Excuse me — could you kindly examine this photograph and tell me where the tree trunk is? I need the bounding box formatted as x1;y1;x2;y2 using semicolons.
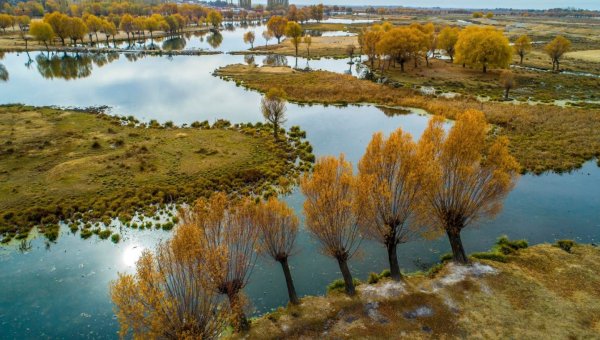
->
279;257;299;305
400;60;405;72
273;121;278;140
505;88;510;100
520;54;524;64
386;240;402;281
336;256;355;296
227;292;250;332
483;64;487;73
446;229;468;264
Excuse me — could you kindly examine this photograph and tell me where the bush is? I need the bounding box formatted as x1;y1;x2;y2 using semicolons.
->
379;269;391;278
440;253;453;263
162;222;174;231
80;229;93;239
98;229;112;239
495;235;528;255
367;272;380;284
327;278;361;293
111;233;121;243
555;239;575;253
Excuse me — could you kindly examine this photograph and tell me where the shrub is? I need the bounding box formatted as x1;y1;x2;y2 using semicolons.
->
80;229;93;239
98;229;112;239
495;235;528;255
471;251;508;262
161;222;174;231
440;253;453;263
327;278;361;294
555;239;575;253
111;233;121;243
367;272;380;284
91;141;101;149
379;269;391;278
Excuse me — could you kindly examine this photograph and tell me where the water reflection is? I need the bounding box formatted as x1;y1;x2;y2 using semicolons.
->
206;31;223;49
0;63;7;82
262;54;288;67
162;36;187;51
35;52;120;80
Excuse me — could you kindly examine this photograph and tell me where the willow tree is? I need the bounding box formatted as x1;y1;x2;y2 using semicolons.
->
29;21;54;52
513;35;532;65
256;197;300;305
110;223;228;339
357;130;422;281
300;155;362;296
267;15;288;43
285;21;302;56
545;36;571;71
261;88;287;141
243;31;255;49
418;111;520;263
455;26;512;73
182;193;259;331
438;26;459;62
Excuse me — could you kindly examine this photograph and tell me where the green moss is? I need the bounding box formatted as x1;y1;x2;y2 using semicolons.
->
327;278;361;294
111;233;121;243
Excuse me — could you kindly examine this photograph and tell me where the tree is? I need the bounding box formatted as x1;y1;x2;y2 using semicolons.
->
417;111;520;263
243;31;255;49
145;14;163;42
376;27;418;72
267;15;287;43
300;155;362;296
455;26;512;73
85;15;102;43
500;70;516;100
44;12;69;45
513;35;532;65
110;223;228;339
207;10;222;29
101;19;117;46
261;88;287;141
0;14;12;32
285;21;302;56
182;193;259;332
346;44;356;62
438;26;459;62
255;197;300;305
262;29;273;47
357;129;423;281
359;28;382;68
545;36;571;71
66;17;87;46
304;34;312;57
472;12;483;18
486;12;494;19
120;14;134;41
29;21;54;52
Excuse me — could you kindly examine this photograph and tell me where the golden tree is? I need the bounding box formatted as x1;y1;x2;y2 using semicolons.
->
182;193;259;331
261;88;287;141
357;130;422;281
255;197;300;305
304;34;312;57
207;10;223;29
545;36;571;71
438;26;459;62
300;155;362;296
455;26;512;73
418;111;520;263
358;28;382;68
499;70;516;100
513;35;532;65
120;14;135;41
29;21;54;52
267;15;288;43
110;223;228;339
243;31;255;49
285;21;303;56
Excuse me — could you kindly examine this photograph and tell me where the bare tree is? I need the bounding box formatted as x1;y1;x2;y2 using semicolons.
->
256;197;300;305
500;70;516;100
261;88;287;141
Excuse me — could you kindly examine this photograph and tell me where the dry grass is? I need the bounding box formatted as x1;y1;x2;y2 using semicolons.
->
0;105;310;242
250;35;358;58
216;64;600;174
227;244;600;339
566;50;600;63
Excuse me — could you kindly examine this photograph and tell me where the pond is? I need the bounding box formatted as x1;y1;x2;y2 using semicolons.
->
0;38;599;338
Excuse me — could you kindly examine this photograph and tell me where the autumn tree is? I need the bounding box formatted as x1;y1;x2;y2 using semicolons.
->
145;14;163;41
357;129;423;281
545;35;571;71
376;27;417;72
0;14;12;32
417;111;520;263
110;223;228;339
255;197;300;305
66;17;87;46
304;34;312;57
500;70;516;100
438;26;459;62
85;15;103;43
455;26;512;73
285;21;302;56
267;15;288;43
182;193;259;331
513;34;531;64
243;30;255;49
261;88;287;141
44;12;69;45
359;28;382;68
262;29;273;47
346;44;356;62
120;14;134;41
300;155;362;296
207;9;222;29
29;21;54;52
101;19;117;46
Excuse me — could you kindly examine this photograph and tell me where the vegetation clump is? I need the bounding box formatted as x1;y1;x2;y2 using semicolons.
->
327;278;361;294
555;239;575;253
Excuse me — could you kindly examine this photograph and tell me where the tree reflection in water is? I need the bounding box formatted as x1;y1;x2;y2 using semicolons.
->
35;52;120;80
206;31;223;49
262;54;288;67
0;63;8;82
162;36;187;51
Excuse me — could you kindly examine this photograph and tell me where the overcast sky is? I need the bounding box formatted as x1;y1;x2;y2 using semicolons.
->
254;0;600;10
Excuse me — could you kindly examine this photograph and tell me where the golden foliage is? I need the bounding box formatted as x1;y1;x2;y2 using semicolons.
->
256;197;299;262
513;34;532;64
545;35;572;71
110;223;228;339
438;26;460;62
455;26;512;72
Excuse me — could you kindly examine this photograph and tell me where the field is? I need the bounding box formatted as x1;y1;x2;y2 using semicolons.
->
250;35;359;59
229;243;600;339
0;105;313;243
217;64;600;174
566;50;600;63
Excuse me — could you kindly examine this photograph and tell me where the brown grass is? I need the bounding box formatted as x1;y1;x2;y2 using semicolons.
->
217;64;600;174
250;35;358;58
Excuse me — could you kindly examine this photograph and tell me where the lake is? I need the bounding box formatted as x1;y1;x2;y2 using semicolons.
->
0;29;599;339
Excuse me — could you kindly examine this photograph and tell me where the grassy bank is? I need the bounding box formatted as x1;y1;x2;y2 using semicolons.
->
249;35;358;59
216;64;600;174
228;243;600;339
0;105;313;243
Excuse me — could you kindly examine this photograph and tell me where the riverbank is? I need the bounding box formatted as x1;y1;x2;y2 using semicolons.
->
216;64;600;174
0;105;314;243
228;242;600;339
246;35;358;59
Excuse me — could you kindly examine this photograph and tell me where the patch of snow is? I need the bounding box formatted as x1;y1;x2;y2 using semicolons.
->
403;306;433;319
360;281;406;300
438;262;498;287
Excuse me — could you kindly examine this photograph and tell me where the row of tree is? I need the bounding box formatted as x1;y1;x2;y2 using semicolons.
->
111;93;520;337
359;22;573;73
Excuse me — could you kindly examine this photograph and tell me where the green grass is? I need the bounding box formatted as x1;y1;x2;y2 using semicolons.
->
0;105;314;243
